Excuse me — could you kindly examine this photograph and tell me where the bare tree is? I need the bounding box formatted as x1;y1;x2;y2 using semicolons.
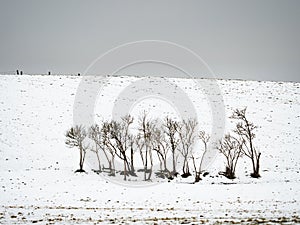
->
218;134;243;179
152;126;170;178
106;115;135;180
163;117;180;176
65;125;88;173
136;112;156;181
88;124;102;172
178;118;198;178
231;108;261;178
89;124;114;173
191;131;210;182
101;121;116;176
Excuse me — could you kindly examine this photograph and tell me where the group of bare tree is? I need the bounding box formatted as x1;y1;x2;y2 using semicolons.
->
65;108;262;182
65;112;211;183
217;108;261;179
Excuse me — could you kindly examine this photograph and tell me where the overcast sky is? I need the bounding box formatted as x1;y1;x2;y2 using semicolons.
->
0;0;299;82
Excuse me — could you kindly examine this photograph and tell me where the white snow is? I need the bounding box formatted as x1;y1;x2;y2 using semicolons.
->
0;74;299;224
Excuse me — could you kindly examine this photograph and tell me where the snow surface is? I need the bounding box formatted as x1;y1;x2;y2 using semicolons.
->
0;74;299;224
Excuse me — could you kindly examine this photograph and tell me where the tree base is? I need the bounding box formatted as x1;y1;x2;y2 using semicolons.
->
226;174;236;179
219;171;236;179
155;170;170;179
181;172;192;178
194;176;202;183
250;172;261;178
75;169;86;173
120;171;130;176
171;171;179;177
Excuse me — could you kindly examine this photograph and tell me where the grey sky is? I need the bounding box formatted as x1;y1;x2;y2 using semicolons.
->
0;0;299;82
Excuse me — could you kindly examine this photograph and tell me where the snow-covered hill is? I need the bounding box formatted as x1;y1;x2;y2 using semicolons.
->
0;74;299;224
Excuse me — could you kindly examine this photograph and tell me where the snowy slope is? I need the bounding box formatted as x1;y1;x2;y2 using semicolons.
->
0;74;299;224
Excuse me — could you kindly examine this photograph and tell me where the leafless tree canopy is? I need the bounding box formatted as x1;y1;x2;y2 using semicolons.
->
106;115;135;180
218;134;243;179
65;125;88;173
152;126;170;178
136;112;156;180
89;124;113;173
178;119;198;178
191;130;210;182
231;108;261;178
163;117;180;175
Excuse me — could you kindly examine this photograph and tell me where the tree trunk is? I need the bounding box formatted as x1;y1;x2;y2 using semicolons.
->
96;151;101;172
186;161;190;174
157;152;163;171
130;147;135;174
108;160;112;171
182;158;186;174
163;157;168;172
123;160;126;181
147;149;153;180
79;146;83;171
144;149;148;181
111;155;115;176
195;172;200;183
121;151;131;176
172;151;176;173
256;153;261;174
102;148;111;170
147;166;153;181
251;153;261;178
251;157;256;176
